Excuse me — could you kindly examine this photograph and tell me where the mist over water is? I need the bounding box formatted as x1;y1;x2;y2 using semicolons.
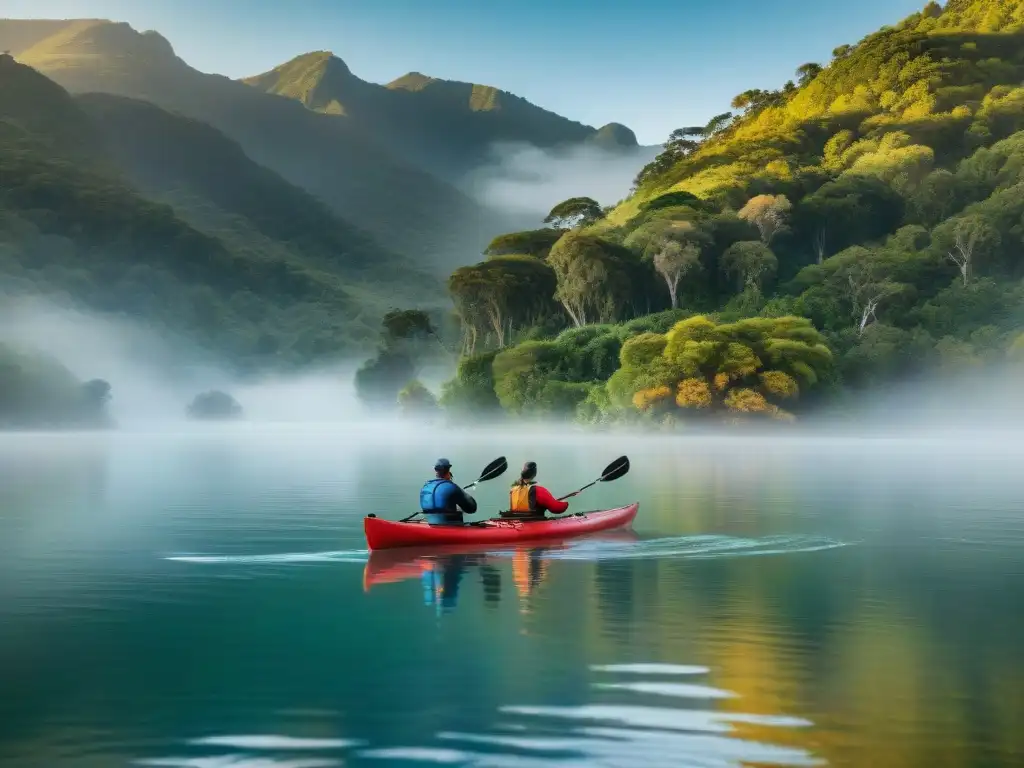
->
4;291;1024;445
0;297;380;426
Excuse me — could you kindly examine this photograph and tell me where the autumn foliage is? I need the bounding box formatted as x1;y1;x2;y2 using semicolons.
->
606;315;831;422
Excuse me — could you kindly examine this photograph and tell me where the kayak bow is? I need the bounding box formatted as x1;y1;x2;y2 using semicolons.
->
363;503;639;551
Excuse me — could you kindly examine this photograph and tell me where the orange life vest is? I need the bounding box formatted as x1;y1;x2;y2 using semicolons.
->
508;481;538;516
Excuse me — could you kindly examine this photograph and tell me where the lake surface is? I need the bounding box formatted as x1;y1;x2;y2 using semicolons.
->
2;424;1023;767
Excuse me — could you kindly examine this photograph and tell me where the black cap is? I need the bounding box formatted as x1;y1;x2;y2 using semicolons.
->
434;458;452;471
521;461;537;480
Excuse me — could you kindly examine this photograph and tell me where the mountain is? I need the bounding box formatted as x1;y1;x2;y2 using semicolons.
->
3;19;510;269
0;53;438;370
242;50;639;179
437;0;1024;422
616;0;1024;219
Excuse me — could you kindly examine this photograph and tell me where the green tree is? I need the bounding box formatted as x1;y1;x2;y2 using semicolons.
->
548;231;633;327
0;343;114;428
483;228;563;259
544;197;604;229
721;241;778;292
931;214;1001;286
398;379;440;418
448;255;557;349
651;238;702;309
794;175;905;264
439;350;501;416
354;351;416;410
381;309;437;350
796;62;823;86
187;390;243;420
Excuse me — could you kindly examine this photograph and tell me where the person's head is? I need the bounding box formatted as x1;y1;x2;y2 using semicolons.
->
520;461;537;482
434;458;453;479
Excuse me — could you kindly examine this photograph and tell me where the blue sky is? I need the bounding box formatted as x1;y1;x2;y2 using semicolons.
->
8;0;927;144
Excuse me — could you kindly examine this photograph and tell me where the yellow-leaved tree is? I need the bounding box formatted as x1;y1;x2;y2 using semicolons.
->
604;315;832;423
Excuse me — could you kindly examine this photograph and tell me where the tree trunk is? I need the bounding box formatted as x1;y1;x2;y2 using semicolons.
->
814;228;826;264
666;275;679;309
560;299;583;327
486;304;505;348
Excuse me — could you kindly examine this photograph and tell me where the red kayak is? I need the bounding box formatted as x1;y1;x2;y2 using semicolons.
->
363;503;640;551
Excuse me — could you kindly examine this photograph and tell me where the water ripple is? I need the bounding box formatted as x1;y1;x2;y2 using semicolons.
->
531;534;853;562
164;535;851;568
357;662;823;767
136;758;340;768
163;550;368;565
590;664;709;675
188;736;359;749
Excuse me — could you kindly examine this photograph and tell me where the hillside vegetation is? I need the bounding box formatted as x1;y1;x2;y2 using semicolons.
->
3;18;509;269
423;0;1024;425
0;341;113;428
0;54;436;373
242;52;639;180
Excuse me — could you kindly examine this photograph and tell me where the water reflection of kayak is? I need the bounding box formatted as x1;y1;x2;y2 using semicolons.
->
362;527;641;592
363;502;640;551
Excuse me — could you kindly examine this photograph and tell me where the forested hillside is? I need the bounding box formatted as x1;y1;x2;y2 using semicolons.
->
0;55;435;377
3;18;512;268
427;0;1024;425
243;51;639;181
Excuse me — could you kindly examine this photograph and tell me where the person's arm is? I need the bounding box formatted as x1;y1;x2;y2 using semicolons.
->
454;485;478;514
534;485;569;514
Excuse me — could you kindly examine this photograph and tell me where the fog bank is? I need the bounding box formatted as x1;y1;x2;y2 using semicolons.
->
463;141;660;217
0;298;373;425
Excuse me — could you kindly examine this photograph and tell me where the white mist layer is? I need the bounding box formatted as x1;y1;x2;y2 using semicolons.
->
2;296;1023;439
0;297;375;426
464;140;660;217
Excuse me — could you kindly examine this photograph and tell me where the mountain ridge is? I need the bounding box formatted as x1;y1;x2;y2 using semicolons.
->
241;49;640;179
5;17;510;269
0;54;440;369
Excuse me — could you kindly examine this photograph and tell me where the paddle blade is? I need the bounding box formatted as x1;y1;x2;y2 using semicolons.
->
599;455;630;483
478;456;508;483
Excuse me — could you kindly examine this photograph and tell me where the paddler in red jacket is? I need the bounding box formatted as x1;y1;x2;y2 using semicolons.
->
504;461;571;519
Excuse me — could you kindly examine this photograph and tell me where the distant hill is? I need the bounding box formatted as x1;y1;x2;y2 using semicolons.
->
4;18;510;269
242;50;639;179
0;53;439;370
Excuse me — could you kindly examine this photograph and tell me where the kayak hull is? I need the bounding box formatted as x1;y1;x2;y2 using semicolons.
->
363;502;639;551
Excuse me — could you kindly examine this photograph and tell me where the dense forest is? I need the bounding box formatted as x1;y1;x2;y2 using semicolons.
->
0;54;441;367
395;0;1024;425
6;1;1024;429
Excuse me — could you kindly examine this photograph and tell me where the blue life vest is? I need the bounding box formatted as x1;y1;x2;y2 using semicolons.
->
420;478;457;513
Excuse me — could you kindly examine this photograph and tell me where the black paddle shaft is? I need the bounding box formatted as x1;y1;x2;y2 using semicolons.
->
557;455;630;501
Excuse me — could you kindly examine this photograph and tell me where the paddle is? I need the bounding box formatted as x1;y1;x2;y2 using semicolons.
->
399;456;508;522
557;455;630;501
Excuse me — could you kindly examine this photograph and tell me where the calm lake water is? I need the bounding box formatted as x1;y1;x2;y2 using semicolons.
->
2;424;1023;767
